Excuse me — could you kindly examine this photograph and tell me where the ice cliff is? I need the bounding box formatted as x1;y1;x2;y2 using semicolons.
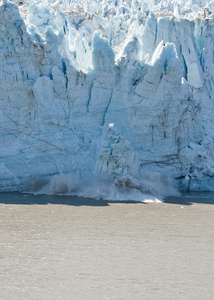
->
0;0;214;201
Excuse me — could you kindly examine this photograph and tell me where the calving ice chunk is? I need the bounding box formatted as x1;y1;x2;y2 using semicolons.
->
95;123;140;176
0;0;214;200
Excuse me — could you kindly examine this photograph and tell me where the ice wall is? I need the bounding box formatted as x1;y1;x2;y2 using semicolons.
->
0;0;214;200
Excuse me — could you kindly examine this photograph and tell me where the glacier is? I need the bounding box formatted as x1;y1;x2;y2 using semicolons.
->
0;0;214;201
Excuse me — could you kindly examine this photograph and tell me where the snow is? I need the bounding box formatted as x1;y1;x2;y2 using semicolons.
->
0;0;214;201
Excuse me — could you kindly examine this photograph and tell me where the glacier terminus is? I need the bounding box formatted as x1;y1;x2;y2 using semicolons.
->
0;0;214;201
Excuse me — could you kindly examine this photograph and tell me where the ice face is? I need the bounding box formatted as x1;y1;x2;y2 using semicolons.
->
0;0;214;200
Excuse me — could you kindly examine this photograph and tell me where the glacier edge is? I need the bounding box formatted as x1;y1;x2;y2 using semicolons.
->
0;0;214;200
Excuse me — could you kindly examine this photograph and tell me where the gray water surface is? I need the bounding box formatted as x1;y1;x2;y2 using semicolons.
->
0;192;214;300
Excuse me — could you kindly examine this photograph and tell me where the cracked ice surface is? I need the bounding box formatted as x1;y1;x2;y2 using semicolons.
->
0;0;214;200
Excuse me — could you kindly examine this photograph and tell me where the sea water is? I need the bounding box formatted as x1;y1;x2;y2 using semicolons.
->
0;192;214;300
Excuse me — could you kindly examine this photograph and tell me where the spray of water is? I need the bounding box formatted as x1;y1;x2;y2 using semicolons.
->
23;172;180;202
